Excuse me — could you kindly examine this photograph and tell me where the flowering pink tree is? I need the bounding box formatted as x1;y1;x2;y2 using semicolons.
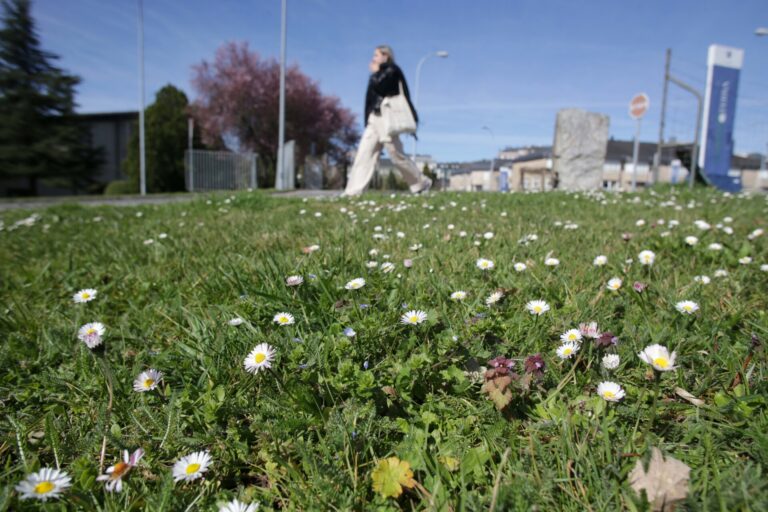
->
191;42;358;187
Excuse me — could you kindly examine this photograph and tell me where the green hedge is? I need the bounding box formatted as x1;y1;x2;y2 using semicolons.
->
103;179;137;196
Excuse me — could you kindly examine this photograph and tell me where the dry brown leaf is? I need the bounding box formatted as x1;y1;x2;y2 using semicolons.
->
674;387;705;407
629;447;691;511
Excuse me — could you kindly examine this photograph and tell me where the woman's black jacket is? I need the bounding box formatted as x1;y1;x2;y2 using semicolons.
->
364;62;419;127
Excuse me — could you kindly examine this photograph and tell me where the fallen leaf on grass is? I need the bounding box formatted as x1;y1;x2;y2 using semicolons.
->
629;447;690;511
371;457;416;498
674;387;705;407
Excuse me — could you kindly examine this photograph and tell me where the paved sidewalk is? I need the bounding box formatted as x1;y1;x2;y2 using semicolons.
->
0;189;341;211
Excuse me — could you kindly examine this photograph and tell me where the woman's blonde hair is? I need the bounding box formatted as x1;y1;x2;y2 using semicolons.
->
376;45;395;64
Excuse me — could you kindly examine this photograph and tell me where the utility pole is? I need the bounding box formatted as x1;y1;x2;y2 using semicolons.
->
653;48;671;184
668;75;703;189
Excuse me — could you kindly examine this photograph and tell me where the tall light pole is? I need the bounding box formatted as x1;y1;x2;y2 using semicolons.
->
137;0;146;195
411;50;449;162
757;28;768;173
481;125;495;191
276;0;287;190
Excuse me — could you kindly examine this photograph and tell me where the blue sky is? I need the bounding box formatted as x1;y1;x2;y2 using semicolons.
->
31;0;768;162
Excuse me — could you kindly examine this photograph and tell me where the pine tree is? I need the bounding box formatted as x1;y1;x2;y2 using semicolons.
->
0;0;100;195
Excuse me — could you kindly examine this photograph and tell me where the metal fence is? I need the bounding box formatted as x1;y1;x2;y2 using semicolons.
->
184;150;258;192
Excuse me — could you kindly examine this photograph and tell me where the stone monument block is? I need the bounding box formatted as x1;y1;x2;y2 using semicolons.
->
552;109;609;190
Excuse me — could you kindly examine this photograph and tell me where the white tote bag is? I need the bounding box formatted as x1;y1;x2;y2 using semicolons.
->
381;81;417;138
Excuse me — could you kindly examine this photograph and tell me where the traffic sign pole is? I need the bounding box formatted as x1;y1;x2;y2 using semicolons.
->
628;93;649;192
631;118;641;192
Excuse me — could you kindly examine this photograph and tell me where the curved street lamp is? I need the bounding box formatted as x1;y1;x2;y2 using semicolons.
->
411;50;449;162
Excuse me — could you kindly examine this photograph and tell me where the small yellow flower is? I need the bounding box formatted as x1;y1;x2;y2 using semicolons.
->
371;457;416;498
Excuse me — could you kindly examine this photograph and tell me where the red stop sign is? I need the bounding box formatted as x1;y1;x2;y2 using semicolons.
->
629;93;650;119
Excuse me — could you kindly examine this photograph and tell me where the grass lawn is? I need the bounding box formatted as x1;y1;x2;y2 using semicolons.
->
1;188;767;511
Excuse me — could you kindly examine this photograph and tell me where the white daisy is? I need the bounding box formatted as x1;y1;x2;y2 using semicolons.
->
593;255;608;266
476;258;494;271
228;317;245;326
285;275;303;287
526;300;550;316
544;257;560;267
345;278;366;290
739;256;752;265
244;343;276;374
675;301;699;314
597;381;625;402
450;291;467;301
513;262;527;272
638;344;677;371
133;369;163;392
560;329;582;343
602;354;620;370
693;275;711;285
556;341;580;359
761;264;768;272
96;448;144;493
78;322;105;349
173;451;212;482
381;262;395;273
714;269;728;277
684;236;699;246
15;467;71;501
401;310;428;325
365;261;378;268
219;499;260;512
483;232;494;240
485;291;504;306
606;277;622;291
747;228;764;240
708;243;723;251
638;250;656;266
273;312;295;326
73;288;97;303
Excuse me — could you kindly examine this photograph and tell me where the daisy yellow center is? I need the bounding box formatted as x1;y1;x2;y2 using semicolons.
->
87;328;97;335
410;315;419;322
186;463;201;475
254;353;266;363
533;306;542;313
603;391;615;398
34;481;54;494
653;357;669;369
563;348;572;355
143;378;155;388
82;293;90;299
568;334;577;340
279;317;288;323
683;305;693;311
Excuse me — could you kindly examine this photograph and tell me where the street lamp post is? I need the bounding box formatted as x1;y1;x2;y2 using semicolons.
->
757;28;768;176
275;0;288;190
411;50;449;162
137;0;146;195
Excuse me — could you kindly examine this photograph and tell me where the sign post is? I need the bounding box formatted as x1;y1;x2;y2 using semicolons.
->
629;93;649;192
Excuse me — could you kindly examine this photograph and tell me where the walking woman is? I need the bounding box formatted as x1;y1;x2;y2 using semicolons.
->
343;45;432;196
